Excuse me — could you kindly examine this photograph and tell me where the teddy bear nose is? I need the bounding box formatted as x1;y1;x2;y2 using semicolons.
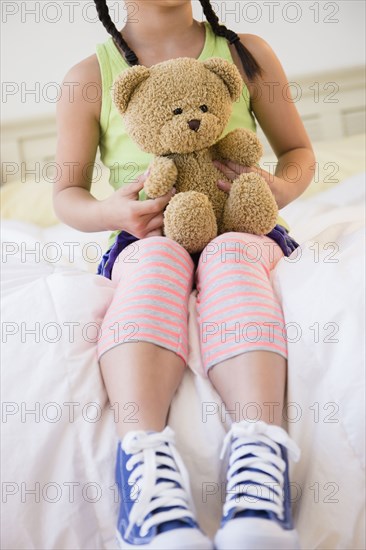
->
188;119;201;132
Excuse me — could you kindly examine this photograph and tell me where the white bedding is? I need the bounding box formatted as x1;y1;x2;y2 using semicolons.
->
1;173;365;550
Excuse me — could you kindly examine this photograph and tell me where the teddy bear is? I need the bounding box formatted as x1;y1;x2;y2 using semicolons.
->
112;57;278;254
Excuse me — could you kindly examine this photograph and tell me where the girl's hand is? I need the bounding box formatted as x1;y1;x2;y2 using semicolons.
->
213;159;284;206
100;171;175;238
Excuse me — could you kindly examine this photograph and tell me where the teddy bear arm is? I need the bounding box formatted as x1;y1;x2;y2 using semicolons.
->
144;156;178;199
213;128;264;167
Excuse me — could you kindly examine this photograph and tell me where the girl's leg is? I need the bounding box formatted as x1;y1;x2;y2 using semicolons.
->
99;343;186;437
97;237;213;549
209;351;286;425
98;236;194;438
196;232;300;550
196;232;287;423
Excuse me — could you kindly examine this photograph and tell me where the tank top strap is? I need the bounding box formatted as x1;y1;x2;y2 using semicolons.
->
199;21;233;63
96;39;128;137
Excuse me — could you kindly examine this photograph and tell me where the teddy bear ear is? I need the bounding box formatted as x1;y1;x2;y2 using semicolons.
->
112;65;150;114
203;58;243;102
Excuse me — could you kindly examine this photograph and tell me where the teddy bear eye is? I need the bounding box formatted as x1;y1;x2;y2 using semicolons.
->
200;105;208;113
173;108;183;115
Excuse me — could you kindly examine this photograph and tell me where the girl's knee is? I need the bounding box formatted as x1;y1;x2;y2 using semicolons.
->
143;235;190;254
199;232;280;268
200;232;255;265
141;236;194;264
210;232;263;246
112;236;194;281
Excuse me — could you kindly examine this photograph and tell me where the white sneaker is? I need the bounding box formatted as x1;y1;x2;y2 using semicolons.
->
215;420;301;550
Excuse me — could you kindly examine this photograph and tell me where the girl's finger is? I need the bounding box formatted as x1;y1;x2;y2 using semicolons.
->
136;188;175;216
217;179;232;193
145;228;163;238
121;174;146;199
221;160;245;174
227;161;261;176
145;214;164;232
121;167;151;198
213;160;238;181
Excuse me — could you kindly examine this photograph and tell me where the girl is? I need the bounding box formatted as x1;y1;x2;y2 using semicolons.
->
54;1;315;548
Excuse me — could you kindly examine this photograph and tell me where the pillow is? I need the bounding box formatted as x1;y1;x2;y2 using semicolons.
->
1;170;113;227
1;180;59;227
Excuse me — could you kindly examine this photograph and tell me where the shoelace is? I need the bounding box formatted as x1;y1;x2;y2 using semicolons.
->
122;426;195;539
220;421;300;520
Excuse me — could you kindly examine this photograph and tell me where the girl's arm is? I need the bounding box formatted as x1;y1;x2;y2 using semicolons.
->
53;55;106;231
217;35;316;209
53;56;173;236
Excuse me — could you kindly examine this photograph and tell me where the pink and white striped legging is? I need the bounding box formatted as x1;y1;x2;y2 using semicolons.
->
97;233;287;373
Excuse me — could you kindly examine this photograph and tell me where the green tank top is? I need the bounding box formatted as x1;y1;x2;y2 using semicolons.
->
96;21;289;249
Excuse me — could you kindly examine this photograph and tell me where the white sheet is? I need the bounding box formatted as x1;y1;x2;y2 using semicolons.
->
1;173;365;550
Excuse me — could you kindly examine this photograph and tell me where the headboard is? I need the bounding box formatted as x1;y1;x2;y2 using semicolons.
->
1;65;365;184
256;65;365;153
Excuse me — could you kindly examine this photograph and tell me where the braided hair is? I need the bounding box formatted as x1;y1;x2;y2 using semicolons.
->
200;0;262;80
94;0;137;65
94;0;262;80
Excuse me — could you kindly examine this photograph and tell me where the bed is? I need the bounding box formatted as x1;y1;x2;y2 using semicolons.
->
1;67;365;549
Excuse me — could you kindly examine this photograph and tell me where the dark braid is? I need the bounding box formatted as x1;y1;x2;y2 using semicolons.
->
199;0;262;80
93;0;138;65
94;0;262;79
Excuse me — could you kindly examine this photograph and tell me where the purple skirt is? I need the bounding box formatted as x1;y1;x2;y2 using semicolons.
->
97;225;300;280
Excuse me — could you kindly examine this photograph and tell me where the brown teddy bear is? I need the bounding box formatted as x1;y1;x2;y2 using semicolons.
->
112;57;278;253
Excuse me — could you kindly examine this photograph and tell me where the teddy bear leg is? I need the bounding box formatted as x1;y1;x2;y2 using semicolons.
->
164;191;218;254
221;172;278;235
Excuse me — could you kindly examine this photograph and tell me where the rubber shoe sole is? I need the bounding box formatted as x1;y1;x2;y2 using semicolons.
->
116;527;213;549
214;517;301;550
